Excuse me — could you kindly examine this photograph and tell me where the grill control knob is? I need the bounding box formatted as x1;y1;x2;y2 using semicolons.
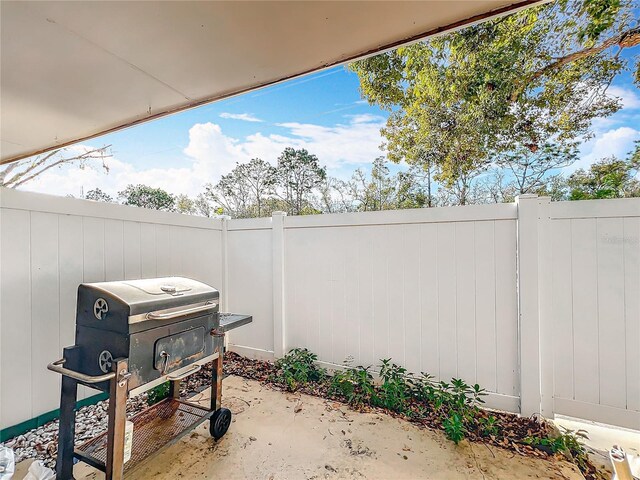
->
161;285;177;294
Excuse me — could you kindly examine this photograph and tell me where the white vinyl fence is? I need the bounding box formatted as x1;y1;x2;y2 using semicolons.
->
0;188;223;431
1;188;639;432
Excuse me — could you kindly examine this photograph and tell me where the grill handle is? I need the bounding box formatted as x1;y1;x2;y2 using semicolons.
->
47;358;116;384
166;364;201;381
145;302;217;321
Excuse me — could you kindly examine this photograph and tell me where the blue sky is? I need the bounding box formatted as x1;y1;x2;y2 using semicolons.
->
20;45;640;199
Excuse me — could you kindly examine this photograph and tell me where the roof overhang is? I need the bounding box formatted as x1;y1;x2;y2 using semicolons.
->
0;0;542;164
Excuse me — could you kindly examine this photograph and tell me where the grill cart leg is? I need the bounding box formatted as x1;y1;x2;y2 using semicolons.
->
211;347;223;412
106;358;129;480
169;379;181;399
209;343;232;440
56;374;78;479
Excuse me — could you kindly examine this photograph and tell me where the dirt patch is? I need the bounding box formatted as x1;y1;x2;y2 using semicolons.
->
63;376;583;480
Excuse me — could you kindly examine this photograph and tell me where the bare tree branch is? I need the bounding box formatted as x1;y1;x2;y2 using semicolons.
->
0;145;112;188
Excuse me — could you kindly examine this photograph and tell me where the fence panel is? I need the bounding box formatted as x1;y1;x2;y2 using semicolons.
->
0;188;223;430
282;206;520;412
226;218;274;358
548;199;640;429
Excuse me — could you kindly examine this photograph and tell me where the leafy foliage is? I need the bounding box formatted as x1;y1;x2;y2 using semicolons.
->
328;365;376;407
443;414;465;444
567;151;640;199
524;426;589;466
147;381;170;405
85;187;114;203
350;0;638;193
118;184;175;211
274;148;327;215
272;348;326;391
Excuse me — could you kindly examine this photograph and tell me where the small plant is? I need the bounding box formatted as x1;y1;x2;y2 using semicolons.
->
443;413;465;444
373;359;411;413
524;427;588;455
272;348;326;391
147;381;170;405
479;415;500;437
329;365;375;406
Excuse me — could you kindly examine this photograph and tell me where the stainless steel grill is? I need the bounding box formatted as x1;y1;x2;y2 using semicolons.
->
47;277;252;480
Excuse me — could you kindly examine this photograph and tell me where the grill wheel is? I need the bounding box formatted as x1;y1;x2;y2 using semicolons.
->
210;407;232;440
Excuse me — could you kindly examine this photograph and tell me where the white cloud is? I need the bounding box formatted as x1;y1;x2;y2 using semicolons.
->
14;115;385;198
570;126;640;173
607;85;640;110
219;112;263;122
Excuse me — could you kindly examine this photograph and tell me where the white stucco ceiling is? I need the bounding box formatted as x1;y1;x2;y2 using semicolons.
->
0;0;541;164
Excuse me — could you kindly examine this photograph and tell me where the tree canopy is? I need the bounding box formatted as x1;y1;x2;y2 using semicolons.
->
349;0;639;187
118;184;175;211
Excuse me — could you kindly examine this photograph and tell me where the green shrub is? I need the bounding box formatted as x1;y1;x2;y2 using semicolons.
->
272;348;326;391
524;427;589;457
329;365;375;406
479;415;500;437
443;413;465;444
373;359;411;413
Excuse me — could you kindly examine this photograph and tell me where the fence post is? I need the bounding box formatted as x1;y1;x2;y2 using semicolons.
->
219;215;231;313
516;194;542;417
219;215;231;351
272;211;287;358
536;197;553;418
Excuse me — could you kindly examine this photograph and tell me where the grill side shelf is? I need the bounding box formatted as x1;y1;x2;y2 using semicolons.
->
218;313;252;333
74;398;214;473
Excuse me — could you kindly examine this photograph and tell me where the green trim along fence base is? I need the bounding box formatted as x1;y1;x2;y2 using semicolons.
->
0;392;108;443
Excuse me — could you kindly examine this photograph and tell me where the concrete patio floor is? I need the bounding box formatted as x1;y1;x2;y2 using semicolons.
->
16;375;584;479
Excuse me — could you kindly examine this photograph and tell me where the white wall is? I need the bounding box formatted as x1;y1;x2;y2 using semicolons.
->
0;188;223;429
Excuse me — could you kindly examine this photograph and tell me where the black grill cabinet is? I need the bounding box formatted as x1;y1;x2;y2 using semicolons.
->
48;277;252;480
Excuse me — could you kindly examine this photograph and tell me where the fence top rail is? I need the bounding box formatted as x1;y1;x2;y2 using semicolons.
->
283;202;517;229
0;187;223;230
227;217;273;231
550;198;640;219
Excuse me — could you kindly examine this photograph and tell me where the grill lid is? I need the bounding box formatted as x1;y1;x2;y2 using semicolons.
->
76;277;219;332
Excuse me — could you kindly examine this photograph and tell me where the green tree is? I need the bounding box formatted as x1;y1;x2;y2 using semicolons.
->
175;194;196;215
118;184;175;211
567;152;640;199
345;158;427;210
274;148;326;215
234;158;277;217
350;0;638;188
498;142;579;195
85;187;114;203
204;158;276;218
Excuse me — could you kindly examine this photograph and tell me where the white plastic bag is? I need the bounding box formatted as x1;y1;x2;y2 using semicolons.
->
0;446;15;479
23;461;55;480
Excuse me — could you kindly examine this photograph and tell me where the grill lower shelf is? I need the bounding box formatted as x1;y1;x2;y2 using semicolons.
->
75;398;213;472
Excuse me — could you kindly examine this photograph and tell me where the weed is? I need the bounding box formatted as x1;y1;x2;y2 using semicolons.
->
272;348;326;391
524;427;589;456
443;413;465;444
479;415;500;437
329;365;375;406
147;381;170;405
373;359;411;412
